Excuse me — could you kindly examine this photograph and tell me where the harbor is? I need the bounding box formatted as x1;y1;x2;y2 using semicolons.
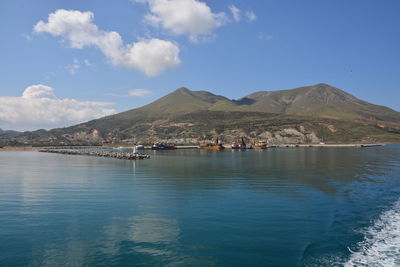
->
0;143;386;153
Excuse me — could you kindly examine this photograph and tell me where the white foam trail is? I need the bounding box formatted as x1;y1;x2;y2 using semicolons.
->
345;200;400;267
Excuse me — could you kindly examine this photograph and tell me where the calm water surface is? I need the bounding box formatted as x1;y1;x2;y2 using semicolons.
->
1;146;400;266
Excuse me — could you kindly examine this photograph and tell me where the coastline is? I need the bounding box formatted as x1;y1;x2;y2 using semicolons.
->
0;143;389;152
0;146;39;152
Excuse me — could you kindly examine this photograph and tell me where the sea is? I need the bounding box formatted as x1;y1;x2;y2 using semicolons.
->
0;145;399;266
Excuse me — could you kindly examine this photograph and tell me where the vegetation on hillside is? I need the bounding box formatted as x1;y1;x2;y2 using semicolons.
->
1;84;400;146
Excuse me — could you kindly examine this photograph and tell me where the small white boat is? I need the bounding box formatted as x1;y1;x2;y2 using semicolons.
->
136;145;145;150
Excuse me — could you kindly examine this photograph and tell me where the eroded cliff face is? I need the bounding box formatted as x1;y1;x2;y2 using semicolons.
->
258;129;320;145
150;128;320;145
2;113;400;146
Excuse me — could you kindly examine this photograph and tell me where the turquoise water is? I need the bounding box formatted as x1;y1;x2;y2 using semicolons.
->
1;146;400;266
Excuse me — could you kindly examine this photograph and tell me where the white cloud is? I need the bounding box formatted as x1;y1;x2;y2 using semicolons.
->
65;58;81;75
122;38;180;76
137;0;227;42
0;84;116;131
83;59;92;66
128;89;153;97
22;84;57;99
34;9;180;76
229;5;241;22
257;32;272;41
65;58;93;75
245;11;257;22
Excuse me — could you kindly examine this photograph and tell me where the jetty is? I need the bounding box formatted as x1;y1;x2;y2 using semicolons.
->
39;148;150;160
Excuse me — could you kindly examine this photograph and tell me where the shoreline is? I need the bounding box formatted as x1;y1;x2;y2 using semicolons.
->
0;143;391;152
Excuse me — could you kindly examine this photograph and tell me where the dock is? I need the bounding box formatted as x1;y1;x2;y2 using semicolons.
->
39;148;150;160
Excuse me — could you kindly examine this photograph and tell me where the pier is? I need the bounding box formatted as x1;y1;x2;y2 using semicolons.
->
39;148;150;160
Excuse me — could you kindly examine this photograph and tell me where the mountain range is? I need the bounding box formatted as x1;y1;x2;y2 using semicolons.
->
2;83;400;146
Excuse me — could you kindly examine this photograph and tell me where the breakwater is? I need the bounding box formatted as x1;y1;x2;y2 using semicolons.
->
39;149;150;160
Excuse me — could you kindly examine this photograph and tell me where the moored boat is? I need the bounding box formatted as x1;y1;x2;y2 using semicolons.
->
151;142;177;150
231;137;247;150
136;145;145;150
231;142;240;149
201;144;225;150
200;137;225;150
254;140;268;149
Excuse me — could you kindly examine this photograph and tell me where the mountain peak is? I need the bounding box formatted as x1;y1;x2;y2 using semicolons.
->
313;83;333;88
306;83;355;101
175;87;191;93
310;83;342;92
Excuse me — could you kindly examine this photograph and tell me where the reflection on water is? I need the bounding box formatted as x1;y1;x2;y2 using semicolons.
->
0;146;399;266
103;215;180;256
145;146;400;195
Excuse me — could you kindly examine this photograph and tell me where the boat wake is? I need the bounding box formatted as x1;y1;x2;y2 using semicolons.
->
345;199;400;267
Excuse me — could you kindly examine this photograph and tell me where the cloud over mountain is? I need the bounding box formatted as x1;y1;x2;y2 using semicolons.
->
128;89;153;97
0;84;116;131
34;9;180;76
137;0;227;42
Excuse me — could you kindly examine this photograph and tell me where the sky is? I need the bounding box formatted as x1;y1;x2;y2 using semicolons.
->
0;0;400;131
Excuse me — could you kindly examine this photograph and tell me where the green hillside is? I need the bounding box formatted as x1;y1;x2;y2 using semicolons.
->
99;83;400;122
2;83;400;146
241;83;400;122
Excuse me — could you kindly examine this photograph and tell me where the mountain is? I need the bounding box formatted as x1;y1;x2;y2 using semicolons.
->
2;84;400;146
98;83;400;122
140;87;231;114
237;83;400;122
0;128;20;136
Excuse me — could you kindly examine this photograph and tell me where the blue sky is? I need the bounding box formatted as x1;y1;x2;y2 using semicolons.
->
0;0;400;130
